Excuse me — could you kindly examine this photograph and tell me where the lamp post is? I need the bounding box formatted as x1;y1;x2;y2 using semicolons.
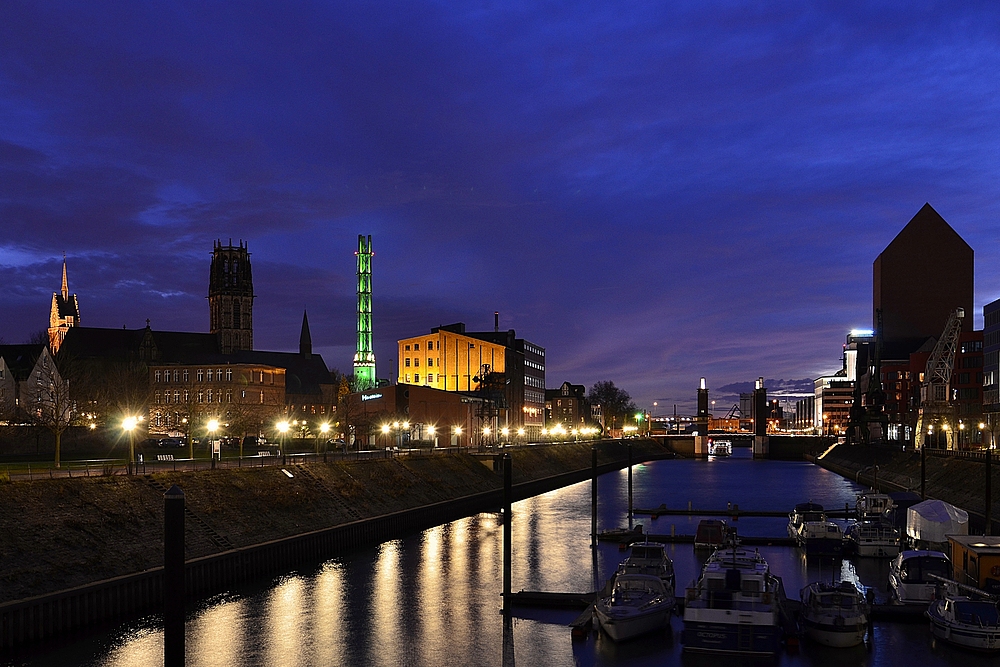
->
453;425;462;447
427;424;437;448
277;420;289;456
381;423;391;449
319;422;330;457
207;419;219;467
122;416;137;475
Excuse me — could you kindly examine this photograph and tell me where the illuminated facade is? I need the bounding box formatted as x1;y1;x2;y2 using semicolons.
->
48;257;80;353
149;363;285;435
353;234;376;389
397;321;545;437
209;240;254;354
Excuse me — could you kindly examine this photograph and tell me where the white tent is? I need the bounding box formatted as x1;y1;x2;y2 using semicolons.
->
906;499;969;543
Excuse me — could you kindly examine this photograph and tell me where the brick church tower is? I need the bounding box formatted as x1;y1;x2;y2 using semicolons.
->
209;240;254;354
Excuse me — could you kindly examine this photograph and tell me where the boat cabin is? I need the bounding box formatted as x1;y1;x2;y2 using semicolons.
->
948;535;1000;595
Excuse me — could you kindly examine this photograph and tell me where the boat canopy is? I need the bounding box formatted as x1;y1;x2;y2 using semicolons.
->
907;500;969;542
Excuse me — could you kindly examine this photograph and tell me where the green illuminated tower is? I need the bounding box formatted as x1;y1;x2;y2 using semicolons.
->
353;234;376;389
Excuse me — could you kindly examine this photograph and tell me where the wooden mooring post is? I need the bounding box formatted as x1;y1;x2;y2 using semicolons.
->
164;485;185;667
627;443;633;530
591;447;598;548
503;453;512;615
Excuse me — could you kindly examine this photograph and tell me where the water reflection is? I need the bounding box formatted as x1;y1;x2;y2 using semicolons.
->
9;455;996;666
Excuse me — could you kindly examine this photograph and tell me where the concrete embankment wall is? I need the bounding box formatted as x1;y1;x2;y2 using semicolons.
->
812;444;1000;533
0;440;672;650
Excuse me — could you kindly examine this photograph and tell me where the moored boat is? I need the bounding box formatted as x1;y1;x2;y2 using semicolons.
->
619;541;676;597
799;581;869;648
682;540;784;655
796;520;844;557
856;493;894;521
594;573;673;642
888;550;951;605
694;519;727;550
788;502;825;539
845;520;900;558
927;593;1000;652
708;440;732;457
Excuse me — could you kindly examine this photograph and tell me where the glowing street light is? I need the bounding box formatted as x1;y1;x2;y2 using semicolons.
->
122;416;138;475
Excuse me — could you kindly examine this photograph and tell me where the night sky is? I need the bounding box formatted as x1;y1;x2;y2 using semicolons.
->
2;3;999;412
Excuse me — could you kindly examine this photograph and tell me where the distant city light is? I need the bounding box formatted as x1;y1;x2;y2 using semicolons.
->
849;329;875;336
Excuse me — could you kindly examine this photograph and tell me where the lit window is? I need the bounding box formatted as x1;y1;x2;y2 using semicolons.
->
183;369;189;382
405;358;411;367
414;343;420;351
155;371;161;382
427;358;433;367
197;391;204;403
428;341;434;350
405;345;411;351
174;391;180;403
207;369;213;381
414;374;420;382
414;358;420;367
155;392;161;404
197;369;204;382
173;370;180;382
226;368;232;381
427;374;434;383
207;389;213;402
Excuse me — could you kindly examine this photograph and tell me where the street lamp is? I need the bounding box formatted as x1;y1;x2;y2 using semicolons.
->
207;419;219;464
277;420;289;454
319;422;330;456
122;416;137;475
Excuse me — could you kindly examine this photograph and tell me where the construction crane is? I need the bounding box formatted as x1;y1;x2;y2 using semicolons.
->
914;308;965;450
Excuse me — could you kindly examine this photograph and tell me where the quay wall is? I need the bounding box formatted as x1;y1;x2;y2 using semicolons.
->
811;444;1000;534
0;439;672;650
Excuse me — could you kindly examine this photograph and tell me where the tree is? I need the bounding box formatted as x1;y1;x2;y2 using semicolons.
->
22;350;75;468
588;380;637;433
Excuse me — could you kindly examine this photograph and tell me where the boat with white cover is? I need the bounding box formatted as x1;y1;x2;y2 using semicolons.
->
927;582;1000;652
708;440;732;457
682;540;784;655
594;573;673;641
799;581;869;648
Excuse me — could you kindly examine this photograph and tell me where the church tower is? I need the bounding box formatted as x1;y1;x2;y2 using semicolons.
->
209;240;254;354
48;255;80;353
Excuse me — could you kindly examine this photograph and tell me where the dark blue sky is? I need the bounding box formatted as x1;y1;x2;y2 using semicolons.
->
2;2;999;411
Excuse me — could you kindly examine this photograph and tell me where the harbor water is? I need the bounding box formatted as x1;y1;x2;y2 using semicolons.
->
5;447;996;666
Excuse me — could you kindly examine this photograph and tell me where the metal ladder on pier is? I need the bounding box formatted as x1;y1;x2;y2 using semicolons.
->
143;476;235;551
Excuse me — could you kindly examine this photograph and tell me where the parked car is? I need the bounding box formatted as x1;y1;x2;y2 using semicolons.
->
158;437;184;448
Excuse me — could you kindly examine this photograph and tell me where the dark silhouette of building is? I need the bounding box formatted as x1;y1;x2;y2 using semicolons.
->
545;381;590;429
985;298;1000;412
209;240;254;354
873;203;973;358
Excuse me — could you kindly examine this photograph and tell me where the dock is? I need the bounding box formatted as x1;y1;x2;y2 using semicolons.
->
633;504;856;519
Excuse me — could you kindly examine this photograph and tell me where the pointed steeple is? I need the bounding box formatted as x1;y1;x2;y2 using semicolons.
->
61;253;69;300
299;309;312;358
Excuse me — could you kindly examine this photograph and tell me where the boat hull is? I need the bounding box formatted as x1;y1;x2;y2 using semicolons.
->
928;604;1000;652
802;616;867;648
682;620;782;655
854;541;899;558
803;537;843;557
595;605;672;642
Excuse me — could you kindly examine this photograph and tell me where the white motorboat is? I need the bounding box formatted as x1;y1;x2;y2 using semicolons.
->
856;493;894;521
619;542;676;598
845;520;900;558
927;587;1000;652
594;573;673;641
799;581;870;648
788;502;825;539
796;520;844;557
682;540;784;655
888;550;951;605
709;440;732;457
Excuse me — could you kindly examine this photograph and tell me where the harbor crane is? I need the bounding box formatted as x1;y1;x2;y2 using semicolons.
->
914;308;965;450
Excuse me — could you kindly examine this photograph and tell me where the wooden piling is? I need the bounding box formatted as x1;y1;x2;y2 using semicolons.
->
591;447;598;548
503;453;512;615
627;443;633;530
164;485;185;667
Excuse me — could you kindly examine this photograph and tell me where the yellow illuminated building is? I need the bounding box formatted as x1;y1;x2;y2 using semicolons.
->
398;331;506;391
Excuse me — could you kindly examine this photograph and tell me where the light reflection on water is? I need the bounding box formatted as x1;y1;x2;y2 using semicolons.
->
7;451;1000;667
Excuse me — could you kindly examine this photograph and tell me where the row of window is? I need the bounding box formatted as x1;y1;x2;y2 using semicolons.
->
155;389;270;405
404;357;439;368
154;368;277;384
961;340;985;353
403;341;439;352
525;360;544;371
525;375;544;389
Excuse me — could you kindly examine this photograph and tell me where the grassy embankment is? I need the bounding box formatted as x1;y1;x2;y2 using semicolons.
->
0;440;669;604
814;444;999;527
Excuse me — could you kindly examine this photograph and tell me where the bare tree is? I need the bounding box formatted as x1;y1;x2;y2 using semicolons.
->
22;351;75;468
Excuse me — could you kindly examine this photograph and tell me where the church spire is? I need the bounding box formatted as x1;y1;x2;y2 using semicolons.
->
299;309;312;358
61;253;69;300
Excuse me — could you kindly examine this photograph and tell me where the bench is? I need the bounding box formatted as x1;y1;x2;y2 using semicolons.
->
157;454;174;462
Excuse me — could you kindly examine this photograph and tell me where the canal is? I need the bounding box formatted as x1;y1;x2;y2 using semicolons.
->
5;447;996;666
